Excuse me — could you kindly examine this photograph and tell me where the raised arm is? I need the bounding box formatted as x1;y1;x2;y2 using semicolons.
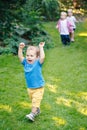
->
18;42;25;62
39;42;45;64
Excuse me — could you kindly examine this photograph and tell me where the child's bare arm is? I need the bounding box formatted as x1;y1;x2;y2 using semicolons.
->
39;42;45;64
18;42;25;62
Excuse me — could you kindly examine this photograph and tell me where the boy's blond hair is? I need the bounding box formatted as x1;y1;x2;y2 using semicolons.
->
27;45;40;57
61;12;67;17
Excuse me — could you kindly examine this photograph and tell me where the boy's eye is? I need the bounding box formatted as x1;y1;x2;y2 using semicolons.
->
31;55;33;57
26;55;33;57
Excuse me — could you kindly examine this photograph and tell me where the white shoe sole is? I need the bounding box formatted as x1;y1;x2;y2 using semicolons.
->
26;115;34;121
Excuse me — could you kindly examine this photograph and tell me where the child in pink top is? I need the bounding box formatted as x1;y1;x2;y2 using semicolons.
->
56;11;73;46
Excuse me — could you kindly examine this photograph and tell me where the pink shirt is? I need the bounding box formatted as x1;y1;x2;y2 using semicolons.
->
56;19;73;35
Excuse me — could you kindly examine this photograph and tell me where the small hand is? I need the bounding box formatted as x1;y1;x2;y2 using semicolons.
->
56;25;58;29
39;42;45;47
19;42;25;49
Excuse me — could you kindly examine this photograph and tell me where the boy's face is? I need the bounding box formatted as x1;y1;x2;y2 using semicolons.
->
26;50;37;64
68;11;72;16
61;14;66;20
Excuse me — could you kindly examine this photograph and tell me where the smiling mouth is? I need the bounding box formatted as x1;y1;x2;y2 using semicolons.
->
28;60;33;63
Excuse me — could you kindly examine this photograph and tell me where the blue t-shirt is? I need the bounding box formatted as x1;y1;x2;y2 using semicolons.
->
22;58;45;88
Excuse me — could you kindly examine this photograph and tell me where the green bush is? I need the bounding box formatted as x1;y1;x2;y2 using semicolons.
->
31;35;55;49
0;47;11;55
0;0;58;55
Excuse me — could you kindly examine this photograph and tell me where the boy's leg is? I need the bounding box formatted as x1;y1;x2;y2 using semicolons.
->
26;87;44;121
70;31;74;42
61;35;67;45
66;35;70;45
26;88;35;121
27;88;39;113
32;87;44;113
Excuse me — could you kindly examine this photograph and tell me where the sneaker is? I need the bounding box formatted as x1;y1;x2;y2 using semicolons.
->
26;112;35;121
35;108;40;116
71;39;74;42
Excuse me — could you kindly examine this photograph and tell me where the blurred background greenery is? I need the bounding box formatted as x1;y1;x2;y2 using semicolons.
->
0;0;87;54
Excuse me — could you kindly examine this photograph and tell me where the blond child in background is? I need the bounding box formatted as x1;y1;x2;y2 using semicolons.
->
56;11;73;46
67;9;77;42
18;42;45;122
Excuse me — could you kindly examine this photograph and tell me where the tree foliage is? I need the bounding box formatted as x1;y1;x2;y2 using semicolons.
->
59;0;87;10
0;0;60;54
0;0;26;40
0;0;60;42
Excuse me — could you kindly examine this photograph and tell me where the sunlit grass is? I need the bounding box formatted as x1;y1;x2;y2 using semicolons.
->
46;83;57;93
52;116;66;126
56;97;87;116
78;32;87;36
79;127;86;130
0;104;12;112
0;21;87;130
19;102;31;108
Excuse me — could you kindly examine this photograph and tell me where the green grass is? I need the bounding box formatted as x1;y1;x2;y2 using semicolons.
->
0;20;87;130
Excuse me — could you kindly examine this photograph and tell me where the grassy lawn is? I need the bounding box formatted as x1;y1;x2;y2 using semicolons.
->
0;20;87;130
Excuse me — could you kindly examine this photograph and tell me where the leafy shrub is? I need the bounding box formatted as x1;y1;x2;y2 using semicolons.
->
0;47;11;55
25;0;60;21
2;34;54;55
31;35;54;49
0;0;57;55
